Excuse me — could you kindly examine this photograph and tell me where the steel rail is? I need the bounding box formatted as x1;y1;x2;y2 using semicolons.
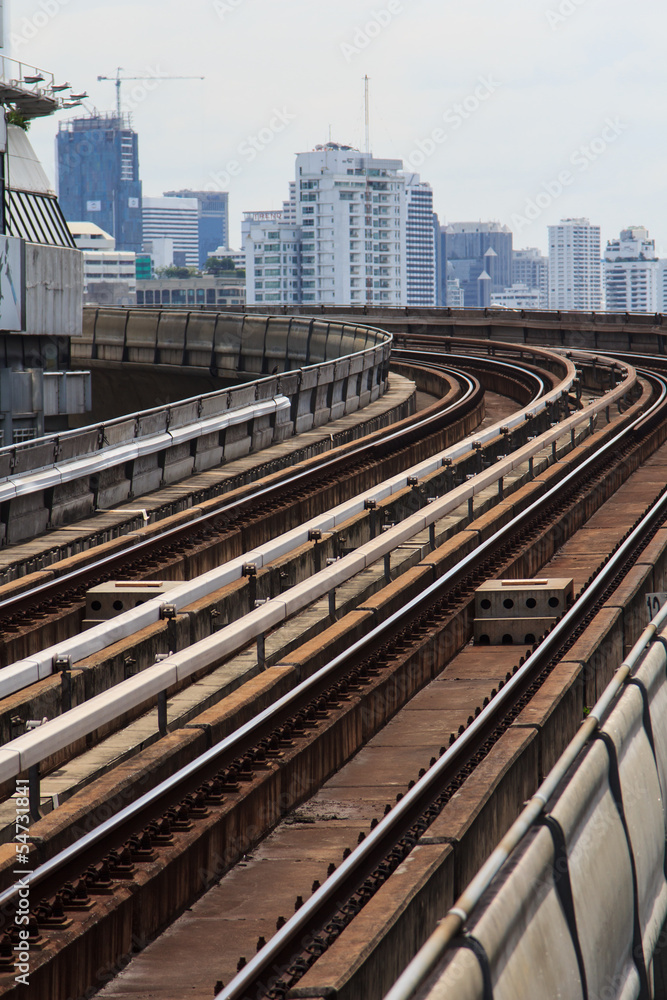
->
0;360;653;930
0;346;563;621
0;351;581;709
383;355;547;446
211;365;667;1000
0;351;557;688
382;528;667;1000
0;363;482;621
0;356;566;784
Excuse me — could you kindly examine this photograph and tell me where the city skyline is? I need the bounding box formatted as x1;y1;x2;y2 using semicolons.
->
11;0;666;256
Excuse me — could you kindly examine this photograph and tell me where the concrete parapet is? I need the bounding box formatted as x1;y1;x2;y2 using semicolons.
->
412;616;667;1000
0;310;391;545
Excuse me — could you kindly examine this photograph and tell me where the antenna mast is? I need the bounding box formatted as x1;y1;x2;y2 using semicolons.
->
364;74;370;155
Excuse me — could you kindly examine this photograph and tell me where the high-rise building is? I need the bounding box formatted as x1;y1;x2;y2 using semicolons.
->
433;213;444;307
56;113;142;253
142;196;199;268
442;222;513;307
163;190;229;268
404;175;436;307
296;144;407;306
243;212;301;305
245;143;409;307
548;218;602;311
512;248;548;308
657;263;667;316
446;275;465;308
282;182;297;224
603;226;659;314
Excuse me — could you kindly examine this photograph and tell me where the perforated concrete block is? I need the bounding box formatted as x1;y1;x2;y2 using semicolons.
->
85;580;180;621
475;578;574;620
473;617;556;647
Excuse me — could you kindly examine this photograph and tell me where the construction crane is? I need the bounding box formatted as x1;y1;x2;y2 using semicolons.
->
97;67;204;119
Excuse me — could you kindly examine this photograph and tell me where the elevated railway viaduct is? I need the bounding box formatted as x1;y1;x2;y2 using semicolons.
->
1;306;667;1000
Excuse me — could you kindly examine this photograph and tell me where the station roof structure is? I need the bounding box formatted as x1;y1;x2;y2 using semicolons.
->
0;56;80;119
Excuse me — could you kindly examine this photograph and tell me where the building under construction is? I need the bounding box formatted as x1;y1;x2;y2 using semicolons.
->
56;113;143;254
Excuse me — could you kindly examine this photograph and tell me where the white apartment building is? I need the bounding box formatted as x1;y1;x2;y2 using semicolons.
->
446;277;464;309
142;195;199;269
282;182;297;224
209;246;246;269
548;218;602;311
245;143;408;306
657;262;667;315
296;145;407;306
243;212;301;305
512;248;548;309
604;226;659;314
68;222;136;304
404;174;436;307
491;284;542;310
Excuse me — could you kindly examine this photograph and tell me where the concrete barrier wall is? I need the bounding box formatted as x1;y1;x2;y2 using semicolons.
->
0;310;391;545
71;307;390;379
241;304;667;357
421;639;667;1000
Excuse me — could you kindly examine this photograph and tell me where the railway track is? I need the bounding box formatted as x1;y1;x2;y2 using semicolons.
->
0;345;552;627
0;361;488;658
3;344;576;720
0;344;656;998
205;366;667;1000
0;346;610;792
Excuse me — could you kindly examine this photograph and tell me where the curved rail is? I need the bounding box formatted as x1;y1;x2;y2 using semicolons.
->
0;363;480;621
0;336;571;609
382;416;667;1000
0;356;646;924
212;364;667;1000
0;351;580;709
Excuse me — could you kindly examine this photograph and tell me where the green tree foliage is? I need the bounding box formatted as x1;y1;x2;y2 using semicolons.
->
204;256;236;274
6;110;30;132
157;265;198;279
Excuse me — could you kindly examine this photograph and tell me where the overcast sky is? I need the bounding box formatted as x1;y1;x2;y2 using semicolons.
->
9;0;664;255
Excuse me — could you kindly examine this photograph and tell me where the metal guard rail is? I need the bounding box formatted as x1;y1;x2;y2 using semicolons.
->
0;311;393;485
